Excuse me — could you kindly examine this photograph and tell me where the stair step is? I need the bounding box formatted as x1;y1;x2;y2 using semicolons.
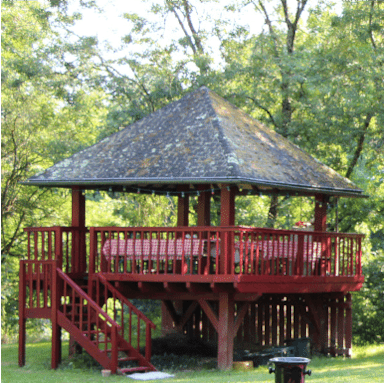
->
119;366;151;374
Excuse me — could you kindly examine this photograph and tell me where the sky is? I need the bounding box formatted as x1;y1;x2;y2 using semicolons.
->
60;0;342;75
66;0;267;52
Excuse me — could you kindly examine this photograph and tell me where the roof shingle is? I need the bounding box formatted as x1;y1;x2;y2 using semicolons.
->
24;87;363;197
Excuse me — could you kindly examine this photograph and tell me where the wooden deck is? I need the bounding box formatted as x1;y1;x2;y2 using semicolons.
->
20;225;364;371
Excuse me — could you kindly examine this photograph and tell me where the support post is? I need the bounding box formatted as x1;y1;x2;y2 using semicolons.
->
218;293;234;370
197;185;211;226
51;262;61;369
18;262;26;367
314;194;327;232
177;186;189;227
70;187;86;356
71;187;86;273
315;194;330;274
219;185;235;274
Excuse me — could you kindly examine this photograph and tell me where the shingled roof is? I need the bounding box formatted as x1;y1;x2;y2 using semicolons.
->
24;87;363;197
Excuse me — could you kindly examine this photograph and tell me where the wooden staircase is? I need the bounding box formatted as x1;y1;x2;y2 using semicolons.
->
19;260;157;375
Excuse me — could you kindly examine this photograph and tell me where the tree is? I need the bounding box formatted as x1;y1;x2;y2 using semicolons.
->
1;1;108;258
1;0;108;341
219;1;383;230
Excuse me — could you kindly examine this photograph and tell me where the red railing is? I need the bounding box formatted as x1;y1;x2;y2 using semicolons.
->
19;260;56;314
94;274;156;362
24;227;89;274
57;269;121;372
89;226;364;278
234;227;364;277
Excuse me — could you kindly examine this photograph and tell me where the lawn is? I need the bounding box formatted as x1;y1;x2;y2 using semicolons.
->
1;342;383;383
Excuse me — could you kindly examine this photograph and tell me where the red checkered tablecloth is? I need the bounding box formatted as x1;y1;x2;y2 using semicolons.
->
102;238;206;260
260;240;322;260
235;240;322;261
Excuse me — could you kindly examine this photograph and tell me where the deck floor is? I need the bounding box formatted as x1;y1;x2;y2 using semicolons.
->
100;272;364;300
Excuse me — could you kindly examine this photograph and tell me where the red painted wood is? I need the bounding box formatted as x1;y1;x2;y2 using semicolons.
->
220;186;235;275
272;303;278;345
177;192;189;227
250;303;256;343
218;293;234;370
18;262;26;367
233;302;249;339
257;301;263;345
197;186;211;227
314;194;327;232
199;299;219;332
51;261;60;369
330;299;337;355
345;294;352;354
338;297;344;351
71;187;86;274
265;301;270;346
301;306;307;338
19;223;365;371
111;326;118;374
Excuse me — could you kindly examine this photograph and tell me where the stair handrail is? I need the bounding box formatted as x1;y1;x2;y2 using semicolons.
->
96;274;156;330
96;274;156;362
57;268;121;329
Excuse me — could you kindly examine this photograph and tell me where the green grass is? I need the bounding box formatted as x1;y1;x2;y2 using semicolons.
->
1;342;383;382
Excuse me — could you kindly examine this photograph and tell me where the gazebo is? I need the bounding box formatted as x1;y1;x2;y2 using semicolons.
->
19;86;365;373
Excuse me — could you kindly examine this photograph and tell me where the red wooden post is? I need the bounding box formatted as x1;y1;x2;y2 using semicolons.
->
110;326;118;374
177;187;189;227
218;293;234;370
161;302;175;336
345;293;352;355
220;185;235;274
197;185;211;226
18;261;26;367
71;186;86;274
315;194;329;276
69;187;86;356
220;185;235;226
145;322;152;362
314;194;327;232
51;261;61;369
250;303;256;344
337;296;344;352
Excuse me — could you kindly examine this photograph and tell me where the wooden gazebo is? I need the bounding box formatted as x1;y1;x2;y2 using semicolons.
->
19;87;365;373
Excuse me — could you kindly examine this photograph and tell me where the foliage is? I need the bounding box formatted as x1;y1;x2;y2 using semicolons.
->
1;0;108;341
1;0;108;260
352;249;384;345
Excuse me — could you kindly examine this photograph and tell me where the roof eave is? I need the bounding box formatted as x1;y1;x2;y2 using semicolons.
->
21;176;366;198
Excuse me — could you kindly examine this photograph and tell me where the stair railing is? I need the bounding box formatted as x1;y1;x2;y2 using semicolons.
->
56;268;121;372
19;260;57;367
95;274;156;362
24;226;89;276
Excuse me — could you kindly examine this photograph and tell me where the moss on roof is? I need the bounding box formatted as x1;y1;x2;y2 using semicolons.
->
25;87;363;197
